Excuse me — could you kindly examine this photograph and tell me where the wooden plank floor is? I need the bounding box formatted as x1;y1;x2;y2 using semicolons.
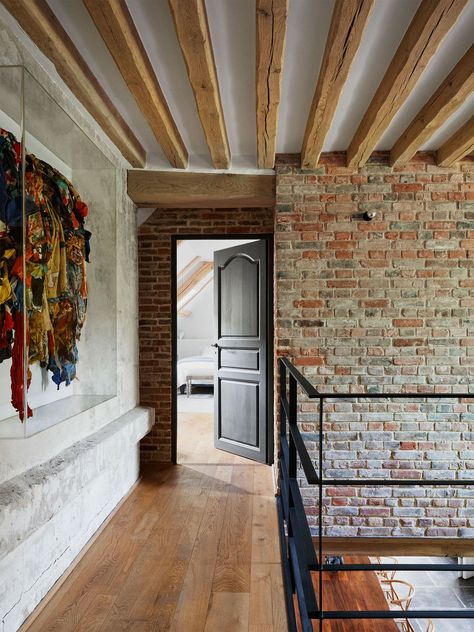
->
21;412;287;632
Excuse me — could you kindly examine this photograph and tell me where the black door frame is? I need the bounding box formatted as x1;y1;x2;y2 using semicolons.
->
171;233;274;465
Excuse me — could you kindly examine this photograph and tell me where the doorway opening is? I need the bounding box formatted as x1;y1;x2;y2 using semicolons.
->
171;235;273;466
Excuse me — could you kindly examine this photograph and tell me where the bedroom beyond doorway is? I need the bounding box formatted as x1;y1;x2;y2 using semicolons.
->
174;237;257;463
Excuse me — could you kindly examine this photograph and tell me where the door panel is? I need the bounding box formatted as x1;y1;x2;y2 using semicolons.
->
218;255;259;338
219;348;260;371
219;380;259;447
214;240;267;463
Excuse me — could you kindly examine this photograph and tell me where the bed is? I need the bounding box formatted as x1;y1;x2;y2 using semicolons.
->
177;351;215;396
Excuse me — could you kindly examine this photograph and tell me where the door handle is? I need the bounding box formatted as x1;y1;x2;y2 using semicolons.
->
211;343;219;348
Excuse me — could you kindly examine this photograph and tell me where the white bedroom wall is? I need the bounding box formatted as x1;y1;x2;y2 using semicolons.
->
178;281;213;341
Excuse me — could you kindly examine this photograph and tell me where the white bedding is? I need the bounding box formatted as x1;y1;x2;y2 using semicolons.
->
177;356;214;388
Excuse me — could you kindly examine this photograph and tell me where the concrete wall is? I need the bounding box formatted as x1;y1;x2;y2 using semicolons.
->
275;152;474;537
0;8;153;631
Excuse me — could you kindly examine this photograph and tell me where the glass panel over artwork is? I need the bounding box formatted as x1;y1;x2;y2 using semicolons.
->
0;66;117;438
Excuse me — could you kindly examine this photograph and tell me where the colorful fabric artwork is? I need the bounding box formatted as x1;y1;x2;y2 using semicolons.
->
0;128;91;419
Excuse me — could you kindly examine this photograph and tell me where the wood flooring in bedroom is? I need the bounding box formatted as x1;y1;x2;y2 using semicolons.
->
21;412;287;632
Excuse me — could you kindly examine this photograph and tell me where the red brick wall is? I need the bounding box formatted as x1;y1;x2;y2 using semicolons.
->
138;207;274;462
275;152;474;537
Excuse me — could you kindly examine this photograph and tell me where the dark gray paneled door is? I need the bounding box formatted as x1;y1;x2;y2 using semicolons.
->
214;240;268;463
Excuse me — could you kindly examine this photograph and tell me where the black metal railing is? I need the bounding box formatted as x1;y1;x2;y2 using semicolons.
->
277;357;474;632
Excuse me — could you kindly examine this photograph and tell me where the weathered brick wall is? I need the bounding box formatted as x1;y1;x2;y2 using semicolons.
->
275;152;474;537
138;207;274;462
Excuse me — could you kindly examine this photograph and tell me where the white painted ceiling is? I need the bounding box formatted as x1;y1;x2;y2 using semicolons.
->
47;0;474;171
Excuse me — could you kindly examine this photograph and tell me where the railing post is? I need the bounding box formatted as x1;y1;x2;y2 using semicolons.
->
288;372;297;599
319;397;324;632
280;360;287;438
289;374;297;480
278;359;297;603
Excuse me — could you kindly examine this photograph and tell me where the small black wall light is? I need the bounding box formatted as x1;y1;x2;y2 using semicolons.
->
363;210;377;221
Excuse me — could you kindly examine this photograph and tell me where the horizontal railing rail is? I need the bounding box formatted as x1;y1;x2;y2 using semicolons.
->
277;357;474;632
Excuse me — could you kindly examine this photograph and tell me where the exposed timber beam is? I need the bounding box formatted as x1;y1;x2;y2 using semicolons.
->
390;44;474;166
84;0;188;169
301;0;374;169
179;276;213;312
1;0;145;168
437;116;474;166
177;261;213;301
168;0;230;169
256;0;288;169
127;171;276;208
347;0;468;168
178;256;202;282
177;262;213;310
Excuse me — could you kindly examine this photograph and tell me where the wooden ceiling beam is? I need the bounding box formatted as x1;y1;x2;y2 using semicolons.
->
127;171;275;208
347;0;468;169
177;261;212;301
178;256;202;282
168;0;230;169
177;261;213;310
437;116;474;166
178;276;213;312
2;0;145;167
256;0;288;169
84;0;188;169
301;0;374;169
390;45;474;166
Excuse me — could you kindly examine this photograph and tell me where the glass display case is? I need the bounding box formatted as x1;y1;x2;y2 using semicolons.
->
0;65;117;438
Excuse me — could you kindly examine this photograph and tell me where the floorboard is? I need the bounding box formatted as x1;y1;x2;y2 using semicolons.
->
212;465;254;593
204;592;250;632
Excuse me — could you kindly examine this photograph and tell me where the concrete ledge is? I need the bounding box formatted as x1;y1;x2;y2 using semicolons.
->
0;396;124;485
0;406;153;632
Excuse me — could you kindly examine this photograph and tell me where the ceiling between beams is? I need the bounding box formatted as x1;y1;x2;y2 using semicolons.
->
22;0;474;171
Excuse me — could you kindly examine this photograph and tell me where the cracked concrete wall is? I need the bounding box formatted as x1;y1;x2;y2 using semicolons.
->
0;8;152;631
0;409;153;632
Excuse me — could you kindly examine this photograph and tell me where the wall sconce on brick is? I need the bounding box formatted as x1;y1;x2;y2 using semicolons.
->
363;210;377;221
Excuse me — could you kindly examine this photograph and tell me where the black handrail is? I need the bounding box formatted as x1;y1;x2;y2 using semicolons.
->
277;357;474;632
280;357;321;398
